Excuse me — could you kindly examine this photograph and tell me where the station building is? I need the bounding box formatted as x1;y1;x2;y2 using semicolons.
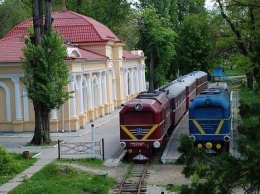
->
0;10;146;133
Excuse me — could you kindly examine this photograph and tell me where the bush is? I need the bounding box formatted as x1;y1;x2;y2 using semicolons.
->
0;145;20;176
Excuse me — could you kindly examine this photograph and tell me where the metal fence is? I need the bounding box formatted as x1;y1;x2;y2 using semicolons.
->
58;138;104;160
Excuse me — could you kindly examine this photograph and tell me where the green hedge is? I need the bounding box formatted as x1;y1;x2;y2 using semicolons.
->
239;101;260;118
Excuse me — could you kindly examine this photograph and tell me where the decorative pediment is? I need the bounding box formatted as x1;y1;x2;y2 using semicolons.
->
67;48;81;58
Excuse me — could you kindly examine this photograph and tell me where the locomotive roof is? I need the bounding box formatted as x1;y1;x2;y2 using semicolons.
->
135;91;169;105
189;88;230;109
177;75;196;86
188;71;207;79
208;82;228;91
120;91;169;115
166;81;186;98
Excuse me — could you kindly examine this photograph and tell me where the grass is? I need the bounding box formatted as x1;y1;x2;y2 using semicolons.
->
222;65;244;76
165;184;182;193
0;153;38;185
57;158;104;168
9;162;116;194
26;140;61;147
239;86;260;103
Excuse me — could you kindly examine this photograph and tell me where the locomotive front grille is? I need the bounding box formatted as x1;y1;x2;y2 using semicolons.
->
130;129;149;136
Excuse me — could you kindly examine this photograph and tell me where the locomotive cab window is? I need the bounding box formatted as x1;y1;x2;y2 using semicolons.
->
123;111;154;124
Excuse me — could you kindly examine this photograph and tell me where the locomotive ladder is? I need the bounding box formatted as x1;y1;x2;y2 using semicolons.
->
112;163;149;194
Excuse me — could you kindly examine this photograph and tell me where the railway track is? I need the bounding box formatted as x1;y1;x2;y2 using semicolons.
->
112;163;150;194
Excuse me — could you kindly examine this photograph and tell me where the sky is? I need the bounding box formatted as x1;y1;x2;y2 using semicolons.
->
205;0;216;10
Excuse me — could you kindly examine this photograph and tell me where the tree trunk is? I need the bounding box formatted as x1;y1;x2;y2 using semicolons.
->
31;103;43;145
32;0;43;45
246;71;254;91
42;109;51;144
44;0;52;35
76;0;82;13
30;0;52;145
149;52;155;91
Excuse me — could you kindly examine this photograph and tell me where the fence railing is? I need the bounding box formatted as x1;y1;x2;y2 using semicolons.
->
58;138;104;160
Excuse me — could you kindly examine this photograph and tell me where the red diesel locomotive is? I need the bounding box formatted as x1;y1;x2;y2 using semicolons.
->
119;71;208;162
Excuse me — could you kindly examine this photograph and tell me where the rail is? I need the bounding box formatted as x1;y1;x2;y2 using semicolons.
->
113;163;149;194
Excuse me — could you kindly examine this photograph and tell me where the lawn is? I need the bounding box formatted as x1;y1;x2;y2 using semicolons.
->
9;161;116;194
0;150;38;185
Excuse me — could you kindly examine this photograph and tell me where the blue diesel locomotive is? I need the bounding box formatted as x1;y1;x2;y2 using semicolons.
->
189;87;231;153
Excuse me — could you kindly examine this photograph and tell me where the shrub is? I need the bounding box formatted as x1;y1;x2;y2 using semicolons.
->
0;145;20;176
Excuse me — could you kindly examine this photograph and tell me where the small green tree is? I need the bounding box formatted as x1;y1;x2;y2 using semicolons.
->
22;29;71;145
137;7;176;90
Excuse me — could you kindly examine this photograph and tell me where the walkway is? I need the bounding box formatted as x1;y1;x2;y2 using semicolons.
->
0;109;124;193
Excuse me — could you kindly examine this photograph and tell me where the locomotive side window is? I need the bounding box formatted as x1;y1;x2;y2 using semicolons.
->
123;111;154;124
194;107;223;119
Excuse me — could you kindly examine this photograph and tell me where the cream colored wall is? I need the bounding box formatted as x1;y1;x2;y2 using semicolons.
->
0;65;24;74
0;42;145;133
78;42;108;56
0;87;6;122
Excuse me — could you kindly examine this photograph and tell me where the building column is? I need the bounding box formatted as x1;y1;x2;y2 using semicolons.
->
102;71;110;114
50;109;58;119
87;73;94;121
12;76;22;120
135;68;140;93
141;65;146;91
11;76;24;132
50;109;59;132
77;75;85;129
77;75;84;115
130;68;134;97
69;74;78;131
97;72;104;117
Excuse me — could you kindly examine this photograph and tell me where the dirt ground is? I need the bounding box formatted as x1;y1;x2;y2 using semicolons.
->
60;162;190;184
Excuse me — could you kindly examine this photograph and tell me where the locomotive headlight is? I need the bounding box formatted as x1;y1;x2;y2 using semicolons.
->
205;99;211;105
120;142;126;148
189;135;196;142
224;136;230;142
135;103;143;111
153;141;160;148
197;144;203;149
216;144;222;149
206;142;213;149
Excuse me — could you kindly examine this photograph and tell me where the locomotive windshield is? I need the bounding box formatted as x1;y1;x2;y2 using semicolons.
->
123;111;154;124
194;107;223;119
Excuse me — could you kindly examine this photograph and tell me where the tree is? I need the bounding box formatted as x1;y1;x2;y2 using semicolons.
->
0;0;30;38
176;13;213;74
215;0;260;91
22;0;71;145
137;7;176;90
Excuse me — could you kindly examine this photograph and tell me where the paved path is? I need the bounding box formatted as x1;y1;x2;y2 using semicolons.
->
0;108;124;193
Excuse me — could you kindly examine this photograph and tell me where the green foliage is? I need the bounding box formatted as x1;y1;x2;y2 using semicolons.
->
137;7;176;87
59;158;104;168
22;29;71;110
176;13;212;74
0;0;30;38
176;134;208;178
9;163;116;194
0;145;20;176
239;88;260;117
229;54;252;74
0;146;37;185
178;89;260;193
